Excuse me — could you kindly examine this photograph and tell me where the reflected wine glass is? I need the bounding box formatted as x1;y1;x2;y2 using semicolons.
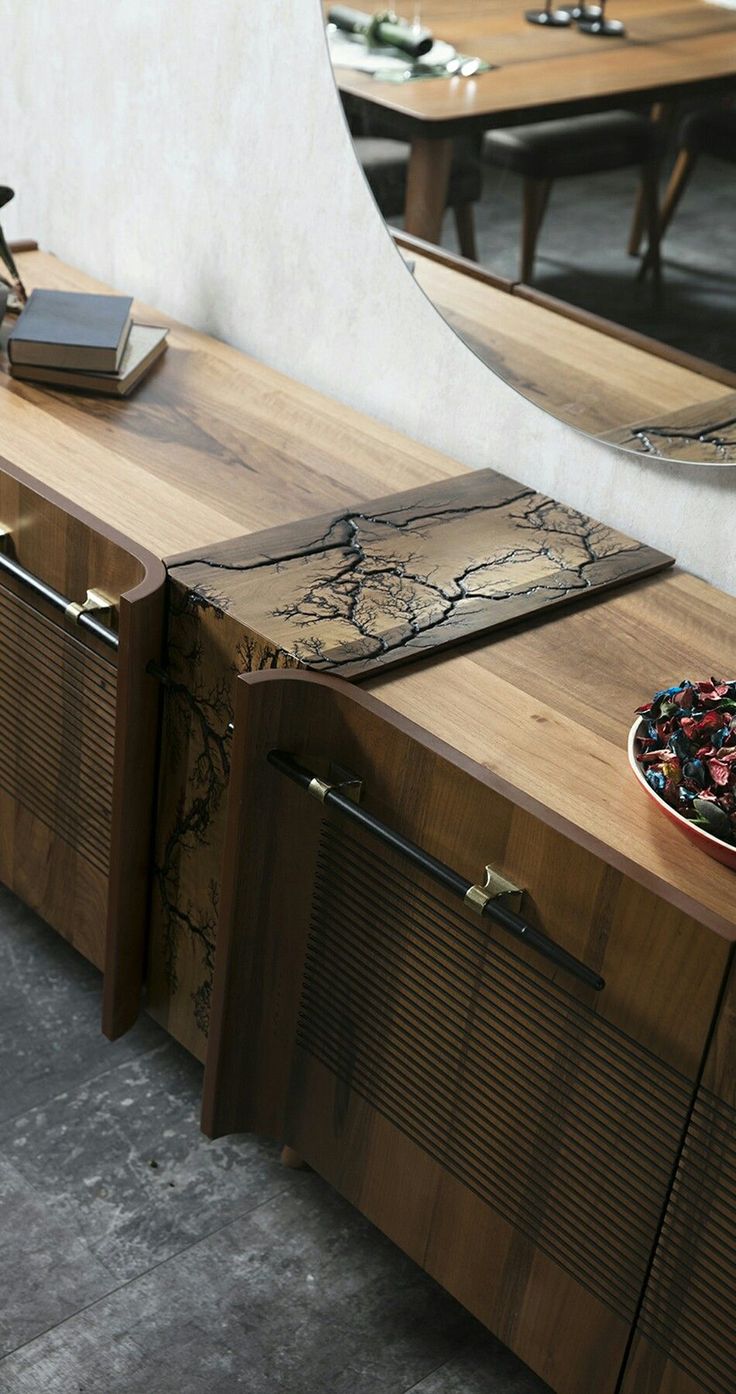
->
578;0;625;35
526;0;573;26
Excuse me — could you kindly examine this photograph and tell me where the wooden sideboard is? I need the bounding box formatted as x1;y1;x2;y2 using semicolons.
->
201;669;735;1394
1;247;735;1394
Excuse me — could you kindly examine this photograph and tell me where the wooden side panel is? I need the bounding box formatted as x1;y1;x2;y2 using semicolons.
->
102;582;165;1038
621;962;736;1394
145;578;297;1057
203;671;731;1394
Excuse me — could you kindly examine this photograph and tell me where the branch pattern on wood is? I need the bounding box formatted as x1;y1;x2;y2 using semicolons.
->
168;471;673;680
602;394;736;463
146;581;295;1054
151;470;672;1056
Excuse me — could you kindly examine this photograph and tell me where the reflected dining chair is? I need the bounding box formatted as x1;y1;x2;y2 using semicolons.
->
656;107;736;246
482;110;663;287
342;95;482;260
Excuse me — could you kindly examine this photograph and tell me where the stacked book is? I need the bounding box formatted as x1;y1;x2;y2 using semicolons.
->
7;290;168;396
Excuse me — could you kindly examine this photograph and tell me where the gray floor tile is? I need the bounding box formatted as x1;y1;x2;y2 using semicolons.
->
0;1040;296;1284
0;890;549;1394
0;1179;484;1394
0;1152;117;1356
400;151;736;373
0;889;162;1124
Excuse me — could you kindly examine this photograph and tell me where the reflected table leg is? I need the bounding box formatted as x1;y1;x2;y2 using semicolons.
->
404;135;453;244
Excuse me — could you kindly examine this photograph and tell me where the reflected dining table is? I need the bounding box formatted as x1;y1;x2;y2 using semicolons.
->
328;0;736;243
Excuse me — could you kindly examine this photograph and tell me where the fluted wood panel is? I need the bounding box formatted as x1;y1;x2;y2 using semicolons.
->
0;587;116;875
300;821;694;1321
203;671;731;1394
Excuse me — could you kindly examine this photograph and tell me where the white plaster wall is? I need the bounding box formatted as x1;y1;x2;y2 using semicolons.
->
0;0;733;591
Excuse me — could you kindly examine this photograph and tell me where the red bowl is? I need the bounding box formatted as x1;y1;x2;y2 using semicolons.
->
628;718;736;870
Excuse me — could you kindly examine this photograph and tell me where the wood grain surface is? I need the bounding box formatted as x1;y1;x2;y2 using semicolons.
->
151;467;671;1054
367;568;736;944
203;668;732;1394
145;585;296;1055
0;251;461;560
167;469;672;679
5;248;735;1070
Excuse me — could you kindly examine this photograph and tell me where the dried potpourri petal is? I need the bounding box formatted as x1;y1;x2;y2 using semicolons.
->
634;678;736;844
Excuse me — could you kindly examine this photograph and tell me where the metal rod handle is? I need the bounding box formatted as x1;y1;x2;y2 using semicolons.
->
267;750;605;992
0;551;119;650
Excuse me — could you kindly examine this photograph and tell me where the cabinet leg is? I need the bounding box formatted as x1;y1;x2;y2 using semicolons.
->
281;1144;306;1169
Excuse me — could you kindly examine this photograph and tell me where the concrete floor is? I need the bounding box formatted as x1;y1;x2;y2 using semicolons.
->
0;888;550;1394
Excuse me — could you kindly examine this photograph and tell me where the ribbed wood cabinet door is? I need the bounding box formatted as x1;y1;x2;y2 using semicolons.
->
620;960;736;1394
0;459;165;1037
203;671;731;1394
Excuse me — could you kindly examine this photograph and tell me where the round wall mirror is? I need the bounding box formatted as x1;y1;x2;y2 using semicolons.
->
323;1;736;466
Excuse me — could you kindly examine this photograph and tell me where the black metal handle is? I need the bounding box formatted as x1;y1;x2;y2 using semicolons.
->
0;551;119;650
267;749;605;992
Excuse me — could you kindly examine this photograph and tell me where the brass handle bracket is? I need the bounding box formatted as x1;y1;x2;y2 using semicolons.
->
65;587;116;627
465;865;523;915
308;762;363;806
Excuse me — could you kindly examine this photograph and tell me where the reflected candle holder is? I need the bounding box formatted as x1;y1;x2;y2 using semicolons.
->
578;0;625;35
562;4;602;18
525;0;572;27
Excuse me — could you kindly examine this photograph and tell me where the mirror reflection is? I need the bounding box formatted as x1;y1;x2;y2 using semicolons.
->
325;1;736;464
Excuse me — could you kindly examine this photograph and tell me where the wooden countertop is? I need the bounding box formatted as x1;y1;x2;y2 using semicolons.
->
367;568;736;941
0;251;459;558
4;249;735;941
404;243;736;450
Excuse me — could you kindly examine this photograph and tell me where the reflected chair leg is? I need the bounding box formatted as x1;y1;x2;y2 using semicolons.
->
639;159;662;301
520;178;544;283
639;146;698;279
628;102;671;255
281;1145;306;1169
453;203;478;261
658;147;697;242
535;179;552;239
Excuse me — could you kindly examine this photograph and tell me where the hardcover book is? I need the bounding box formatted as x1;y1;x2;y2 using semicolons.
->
9;323;168;396
8;289;133;371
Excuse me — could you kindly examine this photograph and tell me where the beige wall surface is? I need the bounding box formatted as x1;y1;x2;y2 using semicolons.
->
0;0;733;590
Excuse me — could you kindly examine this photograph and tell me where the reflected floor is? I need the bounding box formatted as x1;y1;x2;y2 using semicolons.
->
0;888;549;1394
401;152;736;371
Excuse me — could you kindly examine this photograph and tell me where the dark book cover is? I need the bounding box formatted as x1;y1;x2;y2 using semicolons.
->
8;289;133;371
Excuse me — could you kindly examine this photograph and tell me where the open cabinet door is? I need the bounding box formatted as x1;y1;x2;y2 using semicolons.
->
0;457;165;1038
203;669;730;1394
